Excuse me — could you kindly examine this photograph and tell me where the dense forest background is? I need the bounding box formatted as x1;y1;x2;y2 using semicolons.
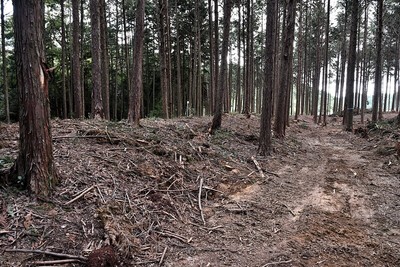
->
0;0;399;124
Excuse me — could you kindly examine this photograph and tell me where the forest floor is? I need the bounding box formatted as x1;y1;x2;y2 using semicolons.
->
0;113;399;267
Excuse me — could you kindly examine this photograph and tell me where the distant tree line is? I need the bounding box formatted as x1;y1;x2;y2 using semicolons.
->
1;0;400;195
0;0;399;124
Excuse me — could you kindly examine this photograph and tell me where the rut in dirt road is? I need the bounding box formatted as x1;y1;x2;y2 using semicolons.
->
269;126;400;267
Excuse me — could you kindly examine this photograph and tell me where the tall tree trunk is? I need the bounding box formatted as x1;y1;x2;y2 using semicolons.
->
159;0;170;118
236;5;241;113
344;0;359;131
90;0;104;119
372;0;383;122
249;0;255;114
128;0;145;126
166;7;173;117
72;0;83;118
397;43;400;112
395;38;400;112
312;5;322;124
243;0;251;117
121;0;130;118
360;2;369;124
333;52;340;114
339;2;348;115
384;68;389;113
8;0;59;196
80;0;85;117
322;0;330;125
302;3;309;115
176;0;182;117
208;0;214;115
295;3;303;121
393;39;399;112
100;0;110;120
274;0;297;138
213;0;219;112
61;0;67;119
114;1;119;120
390;37;400;111
354;8;362;115
210;0;233;133
1;0;9;123
259;0;277;155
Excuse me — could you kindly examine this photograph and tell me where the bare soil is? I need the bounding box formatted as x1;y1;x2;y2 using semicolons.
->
0;113;399;267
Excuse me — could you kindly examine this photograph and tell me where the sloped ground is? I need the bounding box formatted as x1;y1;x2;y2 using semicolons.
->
0;113;399;266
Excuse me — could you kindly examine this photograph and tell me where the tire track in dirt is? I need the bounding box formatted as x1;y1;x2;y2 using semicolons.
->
169;121;399;267
268;127;400;267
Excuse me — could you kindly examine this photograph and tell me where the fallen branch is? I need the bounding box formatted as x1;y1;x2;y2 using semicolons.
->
4;249;87;261
159;246;168;266
262;259;292;266
265;171;280;178
251;156;265;178
64;185;95;205
155;230;190;244
0;230;13;235
283;204;296;216
53;135;107;140
198;177;206;225
32;259;84;265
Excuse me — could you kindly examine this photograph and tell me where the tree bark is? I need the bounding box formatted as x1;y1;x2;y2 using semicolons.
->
210;0;233;134
72;0;83;118
243;0;251;117
213;0;219;112
338;2;348;115
360;2;369;124
295;3;303;121
90;0;104;119
258;0;277;155
372;0;383;122
80;0;85;117
61;0;67;119
128;0;145;126
312;4;322;124
236;5;241;113
273;0;297;138
100;0;110;120
208;0;214;115
8;0;59;196
1;0;9;123
344;0;359;131
159;0;170;119
322;0;330;125
121;0;129;119
176;0;182;117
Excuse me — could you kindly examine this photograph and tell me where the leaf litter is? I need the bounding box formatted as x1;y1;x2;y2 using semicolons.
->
0;113;399;266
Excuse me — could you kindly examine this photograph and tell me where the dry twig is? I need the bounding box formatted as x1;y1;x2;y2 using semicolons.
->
155;230;190;244
64;185;95;205
4;249;87;261
251;156;265;178
32;259;84;265
283;204;296;216
262;259;292;266
198;177;206;225
159;246;168;266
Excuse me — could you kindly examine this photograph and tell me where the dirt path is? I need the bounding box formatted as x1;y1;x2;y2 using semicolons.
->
265;124;400;266
173;118;400;266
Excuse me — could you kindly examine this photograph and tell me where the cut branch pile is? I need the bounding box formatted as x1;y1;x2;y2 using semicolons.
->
1;115;276;265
